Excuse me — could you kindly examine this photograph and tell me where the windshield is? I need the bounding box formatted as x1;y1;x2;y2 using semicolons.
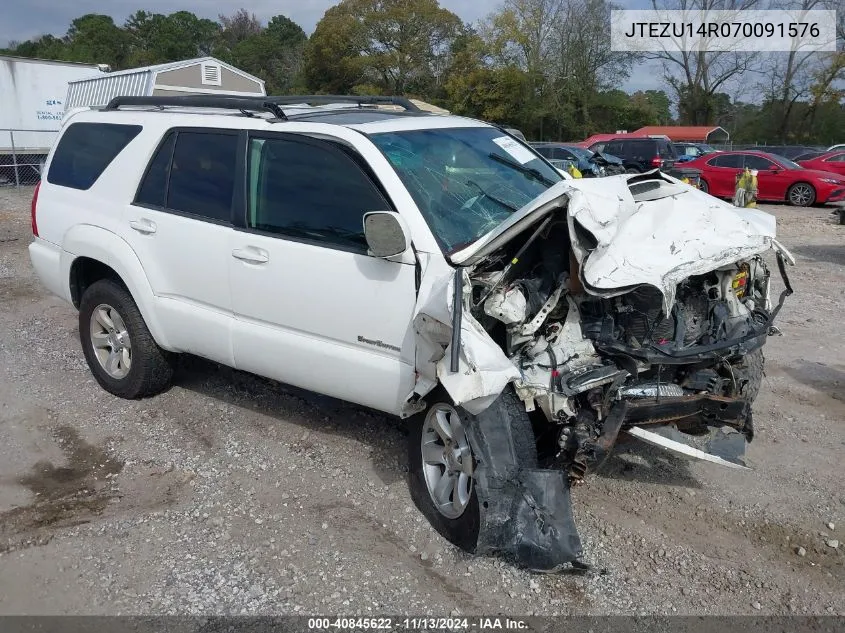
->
370;127;561;253
562;145;593;160
768;153;802;169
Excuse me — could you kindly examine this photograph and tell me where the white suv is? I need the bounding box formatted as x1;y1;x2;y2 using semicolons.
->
29;95;792;571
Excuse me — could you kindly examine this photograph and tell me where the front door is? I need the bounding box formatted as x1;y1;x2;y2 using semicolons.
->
743;154;790;201
228;132;418;415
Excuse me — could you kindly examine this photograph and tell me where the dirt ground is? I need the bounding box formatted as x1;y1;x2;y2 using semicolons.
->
0;185;842;616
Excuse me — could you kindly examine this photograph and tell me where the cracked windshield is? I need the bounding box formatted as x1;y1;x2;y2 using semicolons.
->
370;127;562;253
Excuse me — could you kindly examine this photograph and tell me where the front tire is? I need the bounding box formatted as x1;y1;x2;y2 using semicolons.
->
407;388;536;553
79;279;174;399
787;182;816;207
698;178;709;194
739;348;764;405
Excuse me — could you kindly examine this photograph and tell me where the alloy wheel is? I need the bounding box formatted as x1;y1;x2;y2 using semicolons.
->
90;303;132;379
421;404;475;519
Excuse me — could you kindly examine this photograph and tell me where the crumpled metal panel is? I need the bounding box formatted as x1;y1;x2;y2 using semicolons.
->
466;391;583;571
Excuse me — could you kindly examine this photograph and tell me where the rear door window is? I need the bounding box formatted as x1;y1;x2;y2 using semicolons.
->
135;132;176;208
658;141;677;159
167;132;238;222
711;154;743;168
47;122;142;190
134;130;239;223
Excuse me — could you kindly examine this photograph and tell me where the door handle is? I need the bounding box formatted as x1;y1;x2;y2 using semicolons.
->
232;247;269;264
129;219;157;234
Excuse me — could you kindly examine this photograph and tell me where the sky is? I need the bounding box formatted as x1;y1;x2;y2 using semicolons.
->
0;0;663;92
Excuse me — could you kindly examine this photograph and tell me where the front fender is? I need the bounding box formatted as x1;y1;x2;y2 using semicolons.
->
61;224;174;350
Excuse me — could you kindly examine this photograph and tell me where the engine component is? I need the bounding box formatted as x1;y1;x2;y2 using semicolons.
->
619;383;684;398
483;286;527;325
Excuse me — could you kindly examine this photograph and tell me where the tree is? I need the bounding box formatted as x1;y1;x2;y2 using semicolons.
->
225;15;308;94
63;14;131;67
646;0;761;124
630;90;673;124
304;0;464;95
123;11;220;66
218;9;262;49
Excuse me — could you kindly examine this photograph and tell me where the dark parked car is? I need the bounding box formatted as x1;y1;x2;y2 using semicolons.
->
754;145;825;160
532;143;624;176
591;136;678;173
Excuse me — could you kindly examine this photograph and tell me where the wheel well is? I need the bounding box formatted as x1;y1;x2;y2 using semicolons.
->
69;257;125;309
787;181;815;197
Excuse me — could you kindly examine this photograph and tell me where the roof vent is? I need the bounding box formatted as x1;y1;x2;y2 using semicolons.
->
201;62;222;86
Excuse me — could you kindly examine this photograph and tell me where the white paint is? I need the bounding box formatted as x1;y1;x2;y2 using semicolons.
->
452;171;789;314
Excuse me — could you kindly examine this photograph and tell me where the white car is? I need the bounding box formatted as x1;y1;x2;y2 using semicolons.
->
28;95;793;571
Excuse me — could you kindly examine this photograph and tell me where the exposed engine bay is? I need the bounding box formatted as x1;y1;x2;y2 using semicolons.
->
472;218;776;477
409;171;794;571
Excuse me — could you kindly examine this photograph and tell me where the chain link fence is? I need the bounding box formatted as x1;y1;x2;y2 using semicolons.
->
0;129;59;188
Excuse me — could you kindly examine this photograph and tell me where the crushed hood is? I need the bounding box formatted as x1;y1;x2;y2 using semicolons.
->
451;171;792;312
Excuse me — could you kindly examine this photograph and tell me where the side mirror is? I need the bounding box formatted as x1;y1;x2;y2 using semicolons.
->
363;211;409;258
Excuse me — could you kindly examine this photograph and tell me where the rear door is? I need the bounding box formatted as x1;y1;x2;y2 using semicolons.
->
706;154;743;196
126;128;240;365
228;131;418;415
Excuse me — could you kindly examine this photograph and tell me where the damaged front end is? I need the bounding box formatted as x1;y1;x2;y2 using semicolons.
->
409;171;794;571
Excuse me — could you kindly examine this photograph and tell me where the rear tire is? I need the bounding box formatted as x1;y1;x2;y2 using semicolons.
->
625;167;641;174
698;178;709;194
79;279;174;399
407;387;536;553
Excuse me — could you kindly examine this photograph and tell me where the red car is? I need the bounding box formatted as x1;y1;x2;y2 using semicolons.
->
684;150;845;206
798;151;845;178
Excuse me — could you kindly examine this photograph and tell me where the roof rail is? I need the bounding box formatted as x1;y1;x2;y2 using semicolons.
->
101;94;423;121
266;95;422;112
102;95;287;119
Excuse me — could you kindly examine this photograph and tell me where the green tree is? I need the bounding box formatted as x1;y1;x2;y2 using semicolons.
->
64;14;130;67
123;11;220;66
224;15;308;94
304;0;463;96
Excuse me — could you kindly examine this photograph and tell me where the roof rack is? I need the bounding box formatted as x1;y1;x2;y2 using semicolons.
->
101;94;422;121
269;95;422;112
102;95;288;119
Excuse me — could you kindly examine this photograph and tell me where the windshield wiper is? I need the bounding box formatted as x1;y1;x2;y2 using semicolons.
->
465;180;518;213
488;152;556;187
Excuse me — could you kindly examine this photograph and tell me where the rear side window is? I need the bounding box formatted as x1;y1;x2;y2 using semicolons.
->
47;123;142;190
658;141;677;159
136;133;176;207
134;130;238;223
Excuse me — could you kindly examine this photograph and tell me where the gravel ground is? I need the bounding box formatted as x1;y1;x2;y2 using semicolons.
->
0;186;843;616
